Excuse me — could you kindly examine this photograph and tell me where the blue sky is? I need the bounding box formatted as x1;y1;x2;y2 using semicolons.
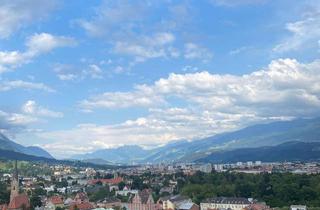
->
0;0;320;158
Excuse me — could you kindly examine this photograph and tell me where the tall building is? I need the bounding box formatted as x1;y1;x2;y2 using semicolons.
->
10;160;19;202
7;160;30;210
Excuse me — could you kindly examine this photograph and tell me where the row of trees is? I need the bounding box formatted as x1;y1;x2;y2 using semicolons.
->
180;171;320;207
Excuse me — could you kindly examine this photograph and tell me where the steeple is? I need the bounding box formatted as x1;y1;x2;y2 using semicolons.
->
10;160;19;202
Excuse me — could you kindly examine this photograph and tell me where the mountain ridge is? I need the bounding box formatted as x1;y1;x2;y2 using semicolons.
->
197;141;320;163
72;117;320;163
0;133;54;159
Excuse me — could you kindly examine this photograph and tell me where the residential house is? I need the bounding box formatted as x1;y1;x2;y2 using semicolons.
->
158;195;192;210
127;189;161;210
45;196;64;210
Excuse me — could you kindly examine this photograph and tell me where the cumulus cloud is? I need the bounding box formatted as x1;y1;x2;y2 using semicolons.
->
0;33;76;73
25;33;76;56
0;0;58;38
38;58;320;157
0;80;55;92
80;58;320;117
22;100;63;118
38;107;240;157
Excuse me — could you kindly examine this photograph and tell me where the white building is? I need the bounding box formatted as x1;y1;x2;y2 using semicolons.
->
201;197;252;210
199;164;212;173
290;205;307;210
214;164;224;172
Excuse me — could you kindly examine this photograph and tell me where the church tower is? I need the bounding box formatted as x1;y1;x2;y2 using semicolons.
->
10;160;19;202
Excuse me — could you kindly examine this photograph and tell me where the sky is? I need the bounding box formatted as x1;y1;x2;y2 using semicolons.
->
0;0;320;158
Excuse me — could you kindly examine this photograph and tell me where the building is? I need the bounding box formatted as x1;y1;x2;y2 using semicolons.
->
244;203;271;210
6;161;30;210
199;164;212;173
178;203;199;210
74;192;89;204
127;189;161;210
290;205;307;210
158;195;192;210
200;197;253;210
45;196;64;210
10;161;19;202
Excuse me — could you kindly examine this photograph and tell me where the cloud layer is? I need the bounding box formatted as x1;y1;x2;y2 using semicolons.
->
40;58;320;157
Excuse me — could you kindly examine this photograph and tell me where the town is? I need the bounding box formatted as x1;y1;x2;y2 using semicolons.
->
0;160;319;210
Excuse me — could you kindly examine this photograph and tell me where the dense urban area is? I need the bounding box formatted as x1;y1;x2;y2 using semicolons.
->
0;160;319;210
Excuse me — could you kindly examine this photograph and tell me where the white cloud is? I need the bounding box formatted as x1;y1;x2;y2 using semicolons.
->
25;33;76;56
53;63;104;81
0;33;76;73
0;0;58;38
0;80;55;92
83;64;103;79
0;110;37;126
184;43;213;61
22;100;63;118
273;10;320;53
81;58;320;116
40;58;320;157
113;32;177;61
80;89;166;111
0;101;63;134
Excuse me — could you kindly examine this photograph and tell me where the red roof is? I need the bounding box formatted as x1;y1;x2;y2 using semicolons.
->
0;204;8;210
74;192;89;202
69;202;93;210
49;196;64;205
8;194;30;209
88;177;123;185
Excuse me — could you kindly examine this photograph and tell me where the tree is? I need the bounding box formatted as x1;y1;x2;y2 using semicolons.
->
118;181;126;190
30;195;42;208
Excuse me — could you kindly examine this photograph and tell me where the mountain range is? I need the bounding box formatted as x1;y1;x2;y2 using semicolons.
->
72;117;320;164
197;141;320;163
0;133;53;159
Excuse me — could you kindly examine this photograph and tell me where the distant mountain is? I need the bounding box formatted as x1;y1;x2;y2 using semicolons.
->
143;117;320;163
72;117;320;164
0;147;56;162
0;147;120;170
0;133;53;159
72;145;149;164
81;158;114;165
197;141;320;163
